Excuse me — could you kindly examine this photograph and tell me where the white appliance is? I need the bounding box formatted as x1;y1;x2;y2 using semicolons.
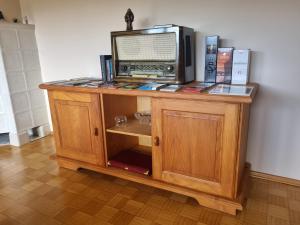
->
0;22;50;146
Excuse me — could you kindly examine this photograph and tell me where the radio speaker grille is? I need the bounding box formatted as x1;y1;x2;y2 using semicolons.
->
116;33;176;61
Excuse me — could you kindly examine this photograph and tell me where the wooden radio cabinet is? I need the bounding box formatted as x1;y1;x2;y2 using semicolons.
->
40;83;258;215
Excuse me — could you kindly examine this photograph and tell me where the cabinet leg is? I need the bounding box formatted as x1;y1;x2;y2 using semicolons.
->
57;159;80;171
194;196;238;215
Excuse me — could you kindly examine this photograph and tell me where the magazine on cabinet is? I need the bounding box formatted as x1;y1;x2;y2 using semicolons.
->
209;84;253;96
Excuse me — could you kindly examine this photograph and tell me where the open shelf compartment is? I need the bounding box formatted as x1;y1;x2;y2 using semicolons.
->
106;119;151;138
102;94;152;176
108;146;152;176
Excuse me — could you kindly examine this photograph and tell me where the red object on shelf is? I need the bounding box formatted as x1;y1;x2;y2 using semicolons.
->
181;87;204;93
108;149;152;176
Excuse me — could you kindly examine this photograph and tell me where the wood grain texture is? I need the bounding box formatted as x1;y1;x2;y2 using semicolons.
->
51;90;92;102
56;155;245;215
101;94;137;129
43;86;258;215
250;171;300;187
55;101;93;153
152;98;240;198
234;104;250;197
48;91;105;166
100;94;138;164
1;135;297;225
106;119;151;138
137;96;151;112
137;96;152;147
162;110;223;181
105;133;138;160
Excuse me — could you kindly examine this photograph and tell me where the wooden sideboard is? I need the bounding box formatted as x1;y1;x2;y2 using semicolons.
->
40;82;258;215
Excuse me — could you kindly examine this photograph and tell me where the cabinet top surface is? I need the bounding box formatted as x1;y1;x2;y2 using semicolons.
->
39;82;258;104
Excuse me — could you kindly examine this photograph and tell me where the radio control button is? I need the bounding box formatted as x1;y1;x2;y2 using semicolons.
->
121;65;128;72
166;65;174;72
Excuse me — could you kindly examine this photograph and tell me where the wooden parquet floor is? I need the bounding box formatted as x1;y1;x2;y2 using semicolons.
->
0;136;300;225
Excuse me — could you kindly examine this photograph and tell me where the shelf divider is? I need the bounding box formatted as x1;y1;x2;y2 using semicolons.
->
106;119;151;138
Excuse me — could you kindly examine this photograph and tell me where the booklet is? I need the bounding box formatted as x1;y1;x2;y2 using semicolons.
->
209;84;253;96
138;83;167;91
160;85;182;92
101;82;128;89
80;80;104;88
181;82;215;93
121;83;142;90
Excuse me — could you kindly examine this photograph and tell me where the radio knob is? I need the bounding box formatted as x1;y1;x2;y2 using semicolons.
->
166;65;174;72
120;65;128;72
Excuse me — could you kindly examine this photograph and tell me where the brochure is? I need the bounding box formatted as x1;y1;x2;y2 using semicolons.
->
209;84;253;96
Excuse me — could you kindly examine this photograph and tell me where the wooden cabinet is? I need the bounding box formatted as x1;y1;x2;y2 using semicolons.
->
40;83;258;215
152;98;240;198
48;91;105;166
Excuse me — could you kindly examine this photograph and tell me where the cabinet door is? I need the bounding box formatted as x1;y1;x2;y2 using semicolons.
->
49;91;105;166
152;98;240;198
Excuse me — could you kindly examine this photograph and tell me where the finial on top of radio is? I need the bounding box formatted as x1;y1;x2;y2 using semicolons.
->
125;8;134;31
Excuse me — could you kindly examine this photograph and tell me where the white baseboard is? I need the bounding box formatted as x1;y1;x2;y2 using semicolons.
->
250;171;300;187
9;123;51;147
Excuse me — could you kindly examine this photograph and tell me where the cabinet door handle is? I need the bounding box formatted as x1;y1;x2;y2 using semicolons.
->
154;136;160;146
94;128;99;136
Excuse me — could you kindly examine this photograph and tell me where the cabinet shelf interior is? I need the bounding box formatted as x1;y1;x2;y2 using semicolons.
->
107;145;152;176
103;94;153;177
106;119;151;138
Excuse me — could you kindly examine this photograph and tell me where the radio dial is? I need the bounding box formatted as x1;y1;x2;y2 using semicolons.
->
166;65;174;72
120;65;128;72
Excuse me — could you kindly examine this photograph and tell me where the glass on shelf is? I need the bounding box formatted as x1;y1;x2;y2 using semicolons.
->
134;111;151;125
114;115;127;127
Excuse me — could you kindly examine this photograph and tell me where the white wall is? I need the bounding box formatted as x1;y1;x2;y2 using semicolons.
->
20;0;300;180
0;0;22;22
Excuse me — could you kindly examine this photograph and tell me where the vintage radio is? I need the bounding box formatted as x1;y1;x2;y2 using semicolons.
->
111;25;195;84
